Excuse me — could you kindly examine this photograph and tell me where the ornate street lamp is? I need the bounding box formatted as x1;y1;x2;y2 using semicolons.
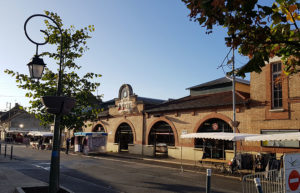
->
24;14;69;193
27;55;46;79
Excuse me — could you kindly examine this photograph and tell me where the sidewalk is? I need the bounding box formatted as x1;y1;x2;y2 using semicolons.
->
0;156;47;193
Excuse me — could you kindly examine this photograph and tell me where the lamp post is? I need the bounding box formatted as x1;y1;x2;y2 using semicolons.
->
24;14;64;193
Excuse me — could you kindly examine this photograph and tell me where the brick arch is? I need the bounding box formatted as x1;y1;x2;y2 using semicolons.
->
193;113;233;133
92;121;107;132
114;119;136;143
146;117;179;146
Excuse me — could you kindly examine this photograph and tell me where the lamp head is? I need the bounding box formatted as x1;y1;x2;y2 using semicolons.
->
27;55;46;79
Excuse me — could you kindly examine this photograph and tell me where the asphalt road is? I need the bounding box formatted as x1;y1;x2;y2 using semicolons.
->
0;145;243;193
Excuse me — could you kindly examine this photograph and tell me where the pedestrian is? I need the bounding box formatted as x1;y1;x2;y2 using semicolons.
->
66;138;70;154
38;138;43;150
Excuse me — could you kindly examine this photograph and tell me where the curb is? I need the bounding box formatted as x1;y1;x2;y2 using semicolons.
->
14;185;74;193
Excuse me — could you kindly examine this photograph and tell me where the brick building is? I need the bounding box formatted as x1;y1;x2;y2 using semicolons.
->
82;57;300;161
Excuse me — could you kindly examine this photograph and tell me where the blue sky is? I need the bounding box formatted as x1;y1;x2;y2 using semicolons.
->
0;0;250;111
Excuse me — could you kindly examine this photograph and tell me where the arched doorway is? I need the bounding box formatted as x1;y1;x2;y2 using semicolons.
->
195;118;233;159
92;124;105;132
115;123;133;152
148;121;174;157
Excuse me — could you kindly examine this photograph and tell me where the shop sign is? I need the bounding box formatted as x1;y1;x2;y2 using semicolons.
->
118;98;133;113
284;153;300;192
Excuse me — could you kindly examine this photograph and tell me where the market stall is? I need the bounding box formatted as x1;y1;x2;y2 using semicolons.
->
181;132;259;159
74;132;108;154
5;130;29;143
181;132;260;171
244;132;300;172
28;131;53;150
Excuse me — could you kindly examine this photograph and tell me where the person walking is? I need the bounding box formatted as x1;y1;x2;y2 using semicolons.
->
38;138;43;150
66;138;70;154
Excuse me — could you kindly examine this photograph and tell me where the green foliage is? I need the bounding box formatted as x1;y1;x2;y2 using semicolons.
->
5;11;101;129
182;0;300;77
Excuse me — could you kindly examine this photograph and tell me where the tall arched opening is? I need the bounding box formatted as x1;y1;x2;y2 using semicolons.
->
148;121;174;157
92;124;105;132
195;118;233;159
115;123;133;152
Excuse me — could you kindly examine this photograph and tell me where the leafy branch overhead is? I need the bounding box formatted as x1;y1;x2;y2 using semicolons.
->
182;0;300;77
5;11;102;129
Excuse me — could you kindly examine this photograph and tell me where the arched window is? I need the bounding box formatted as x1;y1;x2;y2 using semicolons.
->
195;118;233;159
148;121;174;146
93;124;105;132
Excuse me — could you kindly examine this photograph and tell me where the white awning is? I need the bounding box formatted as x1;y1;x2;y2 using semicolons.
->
28;131;53;137
245;132;300;141
181;132;259;141
6;130;29;133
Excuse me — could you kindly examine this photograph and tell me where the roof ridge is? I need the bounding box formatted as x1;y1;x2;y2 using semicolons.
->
186;76;250;90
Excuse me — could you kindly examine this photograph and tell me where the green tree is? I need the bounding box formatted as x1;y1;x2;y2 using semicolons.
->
5;11;101;130
182;0;300;76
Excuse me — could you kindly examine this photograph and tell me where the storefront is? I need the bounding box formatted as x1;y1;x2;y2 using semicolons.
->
115;123;133;152
195;118;233;160
148;121;175;157
81;64;300;162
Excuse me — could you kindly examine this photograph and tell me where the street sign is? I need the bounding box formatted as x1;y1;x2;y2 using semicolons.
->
284;153;300;192
288;170;300;191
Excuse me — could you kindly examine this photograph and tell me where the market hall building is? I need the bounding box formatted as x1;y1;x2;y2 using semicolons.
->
82;57;300;161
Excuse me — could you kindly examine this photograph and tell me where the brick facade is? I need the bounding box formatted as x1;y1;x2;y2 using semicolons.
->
82;58;300;159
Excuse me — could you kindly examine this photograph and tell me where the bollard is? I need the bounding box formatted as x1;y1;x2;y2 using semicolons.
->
10;145;13;160
4;144;7;157
206;169;211;193
254;178;264;193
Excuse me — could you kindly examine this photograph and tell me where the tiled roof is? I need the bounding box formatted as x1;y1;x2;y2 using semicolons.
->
137;97;165;105
145;91;249;113
98;99;115;110
99;97;165;111
98;110;109;117
186;77;250;90
0;104;23;122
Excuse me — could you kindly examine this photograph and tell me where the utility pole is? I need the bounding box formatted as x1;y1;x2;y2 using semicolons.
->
223;35;239;158
232;41;237;157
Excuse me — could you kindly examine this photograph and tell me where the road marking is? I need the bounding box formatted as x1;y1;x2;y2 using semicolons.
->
32;163;50;171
